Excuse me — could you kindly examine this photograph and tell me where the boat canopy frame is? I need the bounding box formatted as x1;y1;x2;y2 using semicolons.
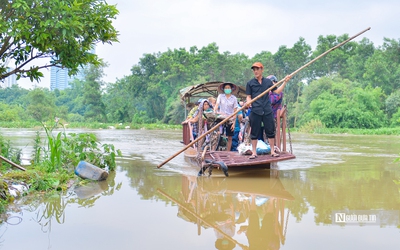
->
179;81;247;104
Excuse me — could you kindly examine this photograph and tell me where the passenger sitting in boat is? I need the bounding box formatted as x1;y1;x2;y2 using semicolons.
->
213;82;238;151
231;102;243;151
182;99;212;140
239;100;247;118
207;96;217;109
181;102;199;124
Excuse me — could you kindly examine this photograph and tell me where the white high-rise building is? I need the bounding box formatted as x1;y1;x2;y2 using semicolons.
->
50;66;70;91
0;68;17;88
50;46;96;91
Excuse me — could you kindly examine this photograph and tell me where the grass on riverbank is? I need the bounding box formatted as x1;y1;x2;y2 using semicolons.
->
294;126;400;135
295;119;400;135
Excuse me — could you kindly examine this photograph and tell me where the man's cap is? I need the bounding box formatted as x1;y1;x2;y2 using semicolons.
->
251;62;264;69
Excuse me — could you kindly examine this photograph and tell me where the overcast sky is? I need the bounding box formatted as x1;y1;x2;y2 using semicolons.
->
18;0;399;89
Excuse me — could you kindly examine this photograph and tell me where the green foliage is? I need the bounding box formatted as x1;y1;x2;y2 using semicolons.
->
0;102;23;122
0;199;7;214
391;108;400;127
298;77;386;129
0;134;22;169
344;38;375;80
32;131;42;165
103;77;133;122
42;125;64;172
164;99;186;124
82;63;107;122
61;132;119;170
385;90;400;119
3;168;72;192
67;113;85;122
57;79;86;115
0;0;119;82
132;111;150;124
1;33;400;130
0;85;29;105
32;124;122;172
294;126;400;135
26;88;56;122
0;120;41;128
363;38;400;96
310;34;358;78
298;119;326;133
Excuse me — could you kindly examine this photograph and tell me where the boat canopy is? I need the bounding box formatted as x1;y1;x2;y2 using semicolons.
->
180;81;247;104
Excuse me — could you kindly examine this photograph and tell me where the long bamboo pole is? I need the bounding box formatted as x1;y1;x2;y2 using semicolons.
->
0;155;26;171
157;27;371;168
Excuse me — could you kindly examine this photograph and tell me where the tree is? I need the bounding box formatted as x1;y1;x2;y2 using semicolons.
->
310;34;358;78
0;84;29;105
82;63;107;122
385;90;400;119
103;77;135;122
0;0;118;82
363;38;400;96
55;79;85;116
343;38;375;81
0;102;26;121
26;88;56;122
298;77;386;129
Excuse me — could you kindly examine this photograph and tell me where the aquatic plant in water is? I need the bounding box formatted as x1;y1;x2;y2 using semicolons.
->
33;123;122;172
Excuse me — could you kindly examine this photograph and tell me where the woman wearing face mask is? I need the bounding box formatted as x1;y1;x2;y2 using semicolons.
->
213;82;238;151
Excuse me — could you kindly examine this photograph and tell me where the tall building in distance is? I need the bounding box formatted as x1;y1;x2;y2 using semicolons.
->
0;68;17;88
50;67;70;90
50;46;96;91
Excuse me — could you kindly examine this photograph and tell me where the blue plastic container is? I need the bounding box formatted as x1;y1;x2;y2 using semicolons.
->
74;161;109;181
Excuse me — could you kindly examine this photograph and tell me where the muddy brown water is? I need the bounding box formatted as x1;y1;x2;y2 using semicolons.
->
1;128;400;250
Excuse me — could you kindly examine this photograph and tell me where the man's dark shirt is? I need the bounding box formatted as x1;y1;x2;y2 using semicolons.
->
246;77;273;115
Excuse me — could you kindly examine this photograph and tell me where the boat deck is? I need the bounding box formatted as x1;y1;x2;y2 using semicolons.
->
205;151;295;168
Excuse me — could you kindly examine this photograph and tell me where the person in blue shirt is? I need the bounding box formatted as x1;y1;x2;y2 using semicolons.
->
230;103;243;151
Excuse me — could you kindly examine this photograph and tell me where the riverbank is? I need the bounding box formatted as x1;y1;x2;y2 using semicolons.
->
0;121;181;130
1;121;400;135
295;126;400;135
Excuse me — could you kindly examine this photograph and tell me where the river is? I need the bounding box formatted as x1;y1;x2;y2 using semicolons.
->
0;128;399;250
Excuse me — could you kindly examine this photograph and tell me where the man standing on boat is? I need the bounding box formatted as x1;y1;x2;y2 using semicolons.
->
245;62;285;159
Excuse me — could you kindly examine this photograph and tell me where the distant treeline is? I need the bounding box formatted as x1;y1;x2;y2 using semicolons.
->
1;35;399;129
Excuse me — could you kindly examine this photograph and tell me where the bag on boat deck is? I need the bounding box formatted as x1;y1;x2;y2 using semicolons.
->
238;143;252;155
256;140;271;155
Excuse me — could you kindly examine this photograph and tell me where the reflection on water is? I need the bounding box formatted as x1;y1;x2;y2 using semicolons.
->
159;174;293;250
0;129;400;249
1;170;120;235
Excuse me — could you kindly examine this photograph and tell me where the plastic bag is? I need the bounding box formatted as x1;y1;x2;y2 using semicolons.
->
256;140;271;155
238;143;252;155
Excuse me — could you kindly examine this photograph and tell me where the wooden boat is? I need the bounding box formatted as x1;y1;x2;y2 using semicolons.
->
180;81;295;176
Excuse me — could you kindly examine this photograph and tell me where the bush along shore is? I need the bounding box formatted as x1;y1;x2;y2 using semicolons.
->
0;123;122;216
